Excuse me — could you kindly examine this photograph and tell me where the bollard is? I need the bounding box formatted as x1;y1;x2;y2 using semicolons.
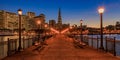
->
113;37;116;56
105;36;108;52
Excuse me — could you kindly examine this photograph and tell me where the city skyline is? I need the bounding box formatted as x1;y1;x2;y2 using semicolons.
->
1;0;120;27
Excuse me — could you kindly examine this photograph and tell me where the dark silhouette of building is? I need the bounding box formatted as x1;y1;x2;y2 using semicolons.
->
49;19;56;28
34;14;46;29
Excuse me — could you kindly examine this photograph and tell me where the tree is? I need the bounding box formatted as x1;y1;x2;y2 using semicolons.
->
116;21;120;30
105;25;114;30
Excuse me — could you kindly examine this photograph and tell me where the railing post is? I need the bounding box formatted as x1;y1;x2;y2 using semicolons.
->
105;36;108;52
13;40;15;52
28;38;29;48
87;36;89;45
15;40;17;51
23;37;25;49
82;36;84;43
12;39;14;51
28;38;30;47
91;36;93;47
10;39;12;52
97;36;98;49
113;37;116;56
7;38;10;56
32;37;35;45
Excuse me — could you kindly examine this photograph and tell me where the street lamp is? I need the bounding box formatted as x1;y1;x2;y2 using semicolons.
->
80;19;83;42
37;20;41;25
37;20;41;42
98;7;104;49
18;9;22;51
45;24;48;28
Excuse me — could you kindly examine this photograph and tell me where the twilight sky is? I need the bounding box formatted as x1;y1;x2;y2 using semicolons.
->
0;0;120;27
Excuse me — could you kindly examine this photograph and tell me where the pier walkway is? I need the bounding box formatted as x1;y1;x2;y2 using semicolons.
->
2;34;120;60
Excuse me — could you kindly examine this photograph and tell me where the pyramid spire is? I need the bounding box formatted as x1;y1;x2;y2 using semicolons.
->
57;8;62;32
58;8;62;25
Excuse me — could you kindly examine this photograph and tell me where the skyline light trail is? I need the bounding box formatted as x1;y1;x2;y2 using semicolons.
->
61;28;69;34
50;28;59;34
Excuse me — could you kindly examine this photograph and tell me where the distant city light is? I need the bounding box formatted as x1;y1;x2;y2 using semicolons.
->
45;24;48;28
37;20;41;25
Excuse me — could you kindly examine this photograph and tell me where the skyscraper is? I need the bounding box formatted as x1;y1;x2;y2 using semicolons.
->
57;8;62;31
58;8;62;25
49;19;56;28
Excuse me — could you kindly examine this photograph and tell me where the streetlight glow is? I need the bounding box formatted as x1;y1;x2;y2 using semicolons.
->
45;24;48;28
98;7;104;14
37;20;41;25
70;26;72;29
18;9;22;15
37;20;41;24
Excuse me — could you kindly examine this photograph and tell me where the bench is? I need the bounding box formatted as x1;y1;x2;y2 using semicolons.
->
73;40;86;49
32;44;45;52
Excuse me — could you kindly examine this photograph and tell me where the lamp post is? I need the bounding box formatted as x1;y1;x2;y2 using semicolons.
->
37;20;41;42
18;9;22;51
80;20;83;42
98;7;104;49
